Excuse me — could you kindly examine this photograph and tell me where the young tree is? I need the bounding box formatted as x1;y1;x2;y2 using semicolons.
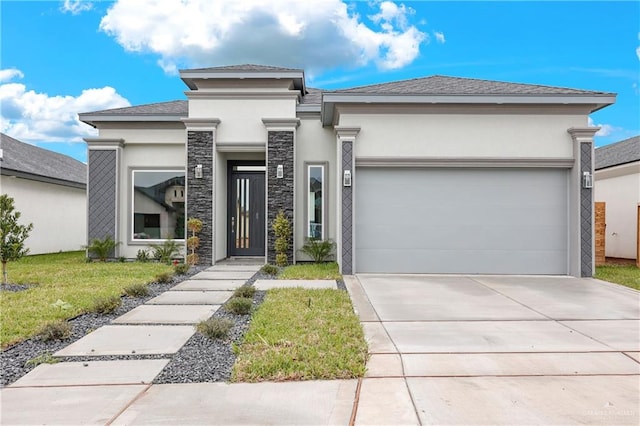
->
0;195;33;284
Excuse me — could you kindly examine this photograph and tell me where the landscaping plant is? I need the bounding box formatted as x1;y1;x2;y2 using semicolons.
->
36;320;72;342
123;282;150;297
225;297;253;315
174;262;190;275
233;285;256;299
197;317;234;340
85;235;119;262
186;218;203;266
272;210;291;267
154;271;174;283
150;239;181;264
260;264;279;276
0;194;33;284
90;295;122;314
298;238;335;263
136;249;151;262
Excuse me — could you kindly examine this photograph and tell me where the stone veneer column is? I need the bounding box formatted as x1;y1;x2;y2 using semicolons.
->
568;127;599;277
263;119;299;264
335;127;360;275
84;138;123;259
184;119;219;265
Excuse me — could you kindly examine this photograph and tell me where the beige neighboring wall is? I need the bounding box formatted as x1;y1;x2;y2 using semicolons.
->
595;161;640;259
1;176;86;255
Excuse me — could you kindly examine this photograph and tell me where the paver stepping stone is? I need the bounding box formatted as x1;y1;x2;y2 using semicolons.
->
0;385;147;425
172;279;244;291
147;291;233;305
54;325;194;356
113;305;218;324
10;360;170;387
190;271;255;280
254;279;337;290
206;264;262;272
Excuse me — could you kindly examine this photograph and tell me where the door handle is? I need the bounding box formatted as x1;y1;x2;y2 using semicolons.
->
231;216;235;232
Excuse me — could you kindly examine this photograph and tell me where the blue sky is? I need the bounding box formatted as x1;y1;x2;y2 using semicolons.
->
1;0;638;163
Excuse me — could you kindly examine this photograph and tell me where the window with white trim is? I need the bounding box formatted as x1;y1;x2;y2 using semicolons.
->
307;165;324;239
132;170;185;240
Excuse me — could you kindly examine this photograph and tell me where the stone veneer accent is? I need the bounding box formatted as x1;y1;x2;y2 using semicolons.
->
267;131;294;264
580;141;593;277
341;141;354;274
87;149;117;258
187;131;214;265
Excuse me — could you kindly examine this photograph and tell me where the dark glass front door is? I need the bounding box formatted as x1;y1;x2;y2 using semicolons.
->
228;170;265;256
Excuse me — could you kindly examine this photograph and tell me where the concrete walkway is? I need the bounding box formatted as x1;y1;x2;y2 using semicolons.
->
346;274;640;425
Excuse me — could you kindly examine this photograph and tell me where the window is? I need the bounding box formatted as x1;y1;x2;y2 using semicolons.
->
132;170;185;240
307;165;324;239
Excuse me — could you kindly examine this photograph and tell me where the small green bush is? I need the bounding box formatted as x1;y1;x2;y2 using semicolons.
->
90;295;122;314
123;282;150;297
225;297;253;315
260;264;279;276
197;317;234;340
150;239;181;264
299;238;335;263
272;210;291;267
36;320;72;342
174;263;190;275
136;249;151;262
275;253;288;267
85;236;119;262
154;271;174;284
233;285;256;299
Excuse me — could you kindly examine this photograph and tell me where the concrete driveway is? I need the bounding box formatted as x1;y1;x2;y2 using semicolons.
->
346;275;640;425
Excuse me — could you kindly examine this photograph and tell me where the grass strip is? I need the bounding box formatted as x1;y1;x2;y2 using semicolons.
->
232;288;367;382
278;262;342;280
595;265;640;290
0;251;171;348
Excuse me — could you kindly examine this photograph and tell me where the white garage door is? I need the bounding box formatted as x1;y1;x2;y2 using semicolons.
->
355;168;568;274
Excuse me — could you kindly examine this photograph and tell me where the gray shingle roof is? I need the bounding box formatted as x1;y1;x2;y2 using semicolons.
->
595;136;640;170
300;87;322;104
331;75;614;96
0;133;86;186
181;64;302;73
81;100;188;117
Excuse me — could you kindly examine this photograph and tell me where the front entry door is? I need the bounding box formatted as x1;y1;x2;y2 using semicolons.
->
228;170;265;256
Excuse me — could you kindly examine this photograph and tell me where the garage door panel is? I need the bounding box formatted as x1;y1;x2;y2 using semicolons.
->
355;168;568;274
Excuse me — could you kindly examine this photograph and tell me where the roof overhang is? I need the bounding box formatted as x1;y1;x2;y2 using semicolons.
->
179;69;306;93
79;114;186;128
320;93;617;126
1;168;86;189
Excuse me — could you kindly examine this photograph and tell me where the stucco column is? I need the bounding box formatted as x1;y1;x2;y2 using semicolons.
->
183;119;220;265
84;138;124;258
335;127;360;275
263;118;300;264
568;127;600;277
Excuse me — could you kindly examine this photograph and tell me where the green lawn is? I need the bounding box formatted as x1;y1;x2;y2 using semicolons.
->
0;251;171;348
278;262;342;280
595;265;640;290
232;287;367;382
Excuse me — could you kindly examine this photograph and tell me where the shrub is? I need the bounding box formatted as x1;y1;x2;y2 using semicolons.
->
197;317;233;340
0;194;34;284
123;282;150;297
260;264;279;276
36;320;72;342
150;239;181;264
174;263;190;275
90;295;122;314
186;218;203;266
85;235;119;262
272;210;291;267
118;256;126;263
233;285;256;299
186;253;199;266
154;271;174;284
136;249;151;262
225;297;253;315
299;238;335;263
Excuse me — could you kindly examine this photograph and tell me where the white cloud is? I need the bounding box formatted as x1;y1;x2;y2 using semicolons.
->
588;117;622;137
637;32;640;60
61;0;93;15
99;0;428;73
434;31;445;44
0;68;24;83
0;70;130;144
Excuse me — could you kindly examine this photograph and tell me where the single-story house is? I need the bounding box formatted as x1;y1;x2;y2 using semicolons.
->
594;135;640;262
0;133;87;255
78;64;616;277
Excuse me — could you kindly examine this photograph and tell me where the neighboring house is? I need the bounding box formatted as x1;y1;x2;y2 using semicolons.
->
79;64;616;277
594;136;640;261
0;133;87;255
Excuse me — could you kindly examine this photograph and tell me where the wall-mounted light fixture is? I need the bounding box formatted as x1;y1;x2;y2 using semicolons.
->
343;170;352;187
276;164;284;179
582;171;593;188
195;164;203;179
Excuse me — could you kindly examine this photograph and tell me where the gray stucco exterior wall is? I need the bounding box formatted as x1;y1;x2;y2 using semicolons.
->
267;131;294;264
88;149;117;257
341;141;354;274
580;141;593;277
187;131;214;265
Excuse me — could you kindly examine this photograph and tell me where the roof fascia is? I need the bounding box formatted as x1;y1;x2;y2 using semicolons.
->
1;168;86;189
180;70;306;92
79;114;186;126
